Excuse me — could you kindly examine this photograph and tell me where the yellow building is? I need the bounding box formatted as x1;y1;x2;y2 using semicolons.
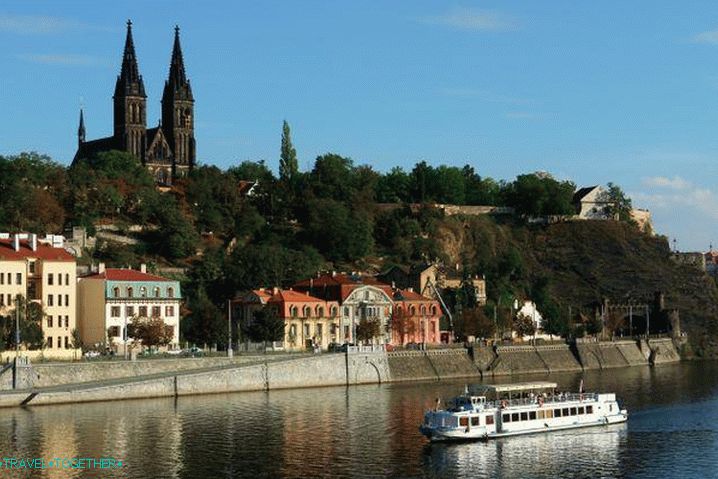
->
0;233;77;355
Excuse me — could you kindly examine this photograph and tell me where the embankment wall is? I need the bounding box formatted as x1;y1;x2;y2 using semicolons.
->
386;350;479;382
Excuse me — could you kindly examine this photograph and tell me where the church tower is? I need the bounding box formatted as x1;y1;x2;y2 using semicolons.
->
77;108;85;147
161;26;195;176
113;20;147;160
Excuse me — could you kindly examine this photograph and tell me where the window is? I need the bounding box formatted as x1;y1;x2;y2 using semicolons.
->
570;407;577;416
545;409;554;419
7;273;11;285
57;336;61;348
165;306;174;317
555;409;562;418
167;287;174;298
47;295;53;306
538;410;545;419
65;316;69;328
139;306;147;317
316;306;324;318
344;325;350;339
58;295;63;307
459;417;468;427
64;336;69;349
16;273;21;285
109;326;120;337
113;287;120;298
471;416;479;426
586;405;593;414
303;306;311;318
58;273;63;286
65;274;69;285
152;306;161;317
529;411;537;420
520;412;528;421
502;413;511;423
140;287;147;298
47;316;53;328
331;306;337;317
0;272;3;285
48;273;54;285
154;287;161;298
486;415;494;425
563;408;570;417
291;306;298;318
316;324;323;338
304;323;310;337
127;287;134;298
47;336;53;348
111;306;121;317
65;295;69;307
0;295;3;306
166;325;174;338
126;306;135;317
578;407;585;415
511;413;519;422
343;307;350;317
289;324;297;338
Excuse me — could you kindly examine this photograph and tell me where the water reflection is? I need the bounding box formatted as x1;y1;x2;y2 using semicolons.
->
0;361;716;478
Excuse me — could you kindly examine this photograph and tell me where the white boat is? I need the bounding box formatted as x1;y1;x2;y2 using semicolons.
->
419;381;627;442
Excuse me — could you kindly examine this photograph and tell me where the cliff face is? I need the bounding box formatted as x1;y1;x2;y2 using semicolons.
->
432;217;718;356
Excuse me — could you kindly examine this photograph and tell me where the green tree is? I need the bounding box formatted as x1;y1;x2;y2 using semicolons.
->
507;174;575;216
513;312;536;339
601;183;634;222
127;316;174;349
248;306;285;349
356;318;381;344
0;295;44;351
183;288;226;348
279;120;299;183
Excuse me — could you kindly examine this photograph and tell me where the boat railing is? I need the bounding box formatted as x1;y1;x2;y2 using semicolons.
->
488;392;598;409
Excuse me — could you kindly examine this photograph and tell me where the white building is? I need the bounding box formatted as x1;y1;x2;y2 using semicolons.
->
77;264;181;352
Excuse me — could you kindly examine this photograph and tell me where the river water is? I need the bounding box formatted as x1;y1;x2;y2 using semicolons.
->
1;361;717;478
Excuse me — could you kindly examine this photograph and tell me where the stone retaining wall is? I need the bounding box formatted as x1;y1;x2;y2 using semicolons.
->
648;338;681;365
575;341;647;369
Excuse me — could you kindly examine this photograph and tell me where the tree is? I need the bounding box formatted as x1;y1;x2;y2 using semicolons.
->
248;306;285;349
279;120;299;183
513;312;536;339
127;316;174;349
0;295;45;351
506;173;575;216
455;307;495;341
604;312;626;338
601;183;634;222
391;308;416;345
356;318;381;344
585;314;604;336
183;288;226;347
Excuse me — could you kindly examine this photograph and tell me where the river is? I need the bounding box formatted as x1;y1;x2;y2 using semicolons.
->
0;360;717;478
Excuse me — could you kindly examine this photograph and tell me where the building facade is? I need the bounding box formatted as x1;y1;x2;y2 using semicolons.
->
391;288;442;345
0;233;77;353
77;265;181;352
73;21;195;185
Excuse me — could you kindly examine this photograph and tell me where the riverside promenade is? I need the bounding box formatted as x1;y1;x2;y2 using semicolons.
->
0;339;682;408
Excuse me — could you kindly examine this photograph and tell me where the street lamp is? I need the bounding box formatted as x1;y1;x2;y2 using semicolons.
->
227;300;233;358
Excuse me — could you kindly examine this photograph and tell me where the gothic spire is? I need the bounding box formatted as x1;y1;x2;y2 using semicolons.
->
115;19;146;98
78;108;85;144
163;25;193;101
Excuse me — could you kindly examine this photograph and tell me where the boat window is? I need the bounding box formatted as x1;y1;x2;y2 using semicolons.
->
545;409;553;418
511;413;519;422
537;410;545;419
471;416;479;426
486;415;494;425
609;405;613;412
503;413;511;423
554;409;562;417
578;407;585;415
562;408;570;416
459;417;468;427
520;412;528;421
586;405;593;414
570;407;577;416
529;411;537;420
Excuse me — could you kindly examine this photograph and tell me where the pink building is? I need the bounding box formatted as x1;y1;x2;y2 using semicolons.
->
390;288;442;346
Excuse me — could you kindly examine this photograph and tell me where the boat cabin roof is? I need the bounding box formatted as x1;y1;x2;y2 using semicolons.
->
474;381;558;394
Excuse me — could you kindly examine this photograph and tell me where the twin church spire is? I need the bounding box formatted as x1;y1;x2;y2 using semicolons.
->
76;20;195;185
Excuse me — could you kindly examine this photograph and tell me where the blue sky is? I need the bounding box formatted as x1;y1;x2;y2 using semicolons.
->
1;1;718;250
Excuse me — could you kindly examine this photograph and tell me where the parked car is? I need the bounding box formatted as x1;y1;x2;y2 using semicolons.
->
84;351;101;359
328;342;342;353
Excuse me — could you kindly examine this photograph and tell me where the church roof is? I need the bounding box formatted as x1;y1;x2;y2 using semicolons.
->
163;26;193;102
73;136;121;164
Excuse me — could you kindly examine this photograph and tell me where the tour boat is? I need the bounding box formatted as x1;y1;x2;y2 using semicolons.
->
419;381;627;442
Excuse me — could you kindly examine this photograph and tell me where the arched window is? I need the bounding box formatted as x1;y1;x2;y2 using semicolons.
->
316;306;324;318
168;287;174;298
154;287;161;298
431;305;437;316
410;305;416;316
113;287;120;298
291;306;298;318
420;306;427;315
140;287;147;298
303;306;311;318
127;287;133;298
330;306;338;317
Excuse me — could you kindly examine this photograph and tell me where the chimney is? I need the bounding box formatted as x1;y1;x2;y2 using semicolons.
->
310;278;314;289
455;263;460;272
140;263;147;273
98;262;106;274
29;233;37;252
12;234;19;252
331;271;336;277
408;287;414;293
272;287;279;295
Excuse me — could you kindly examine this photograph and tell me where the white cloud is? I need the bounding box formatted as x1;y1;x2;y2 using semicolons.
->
691;29;718;45
419;7;516;32
17;54;105;66
641;176;691;190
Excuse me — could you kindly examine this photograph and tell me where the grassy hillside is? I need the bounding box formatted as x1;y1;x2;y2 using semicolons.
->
432;216;718;356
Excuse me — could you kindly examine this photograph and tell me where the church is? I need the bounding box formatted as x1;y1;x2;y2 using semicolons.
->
74;20;196;185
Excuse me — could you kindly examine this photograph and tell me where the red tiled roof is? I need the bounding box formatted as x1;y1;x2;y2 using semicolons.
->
83;268;172;282
393;288;430;301
0;239;75;262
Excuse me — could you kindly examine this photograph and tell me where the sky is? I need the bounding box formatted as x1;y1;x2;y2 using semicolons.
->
1;1;718;251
